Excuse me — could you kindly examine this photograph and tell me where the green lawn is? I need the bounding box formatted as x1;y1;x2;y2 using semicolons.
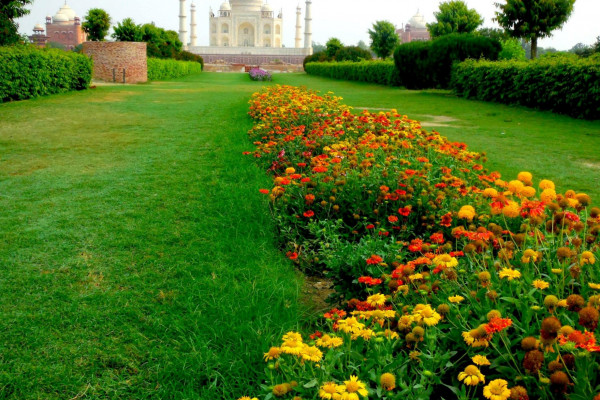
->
1;72;599;399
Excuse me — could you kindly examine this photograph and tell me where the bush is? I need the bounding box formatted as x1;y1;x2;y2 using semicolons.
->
0;46;92;102
393;33;500;89
248;67;272;81
305;60;401;86
334;46;373;62
303;51;333;68
147;58;203;81
174;50;204;70
451;57;600;119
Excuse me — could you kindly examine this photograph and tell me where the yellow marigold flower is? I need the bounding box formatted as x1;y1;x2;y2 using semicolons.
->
238;397;259;400
351;328;375;341
409;273;424;281
458;205;476;221
540;188;557;203
273;383;290;397
412;304;442;326
567;198;579;208
336;317;365;334
366;293;387;307
517;172;533;183
380;329;399;339
521;249;538;263
507;180;525;194
581;251;596;265
281;332;304;355
300;345;323;362
458;365;486;386
316;334;343;348
495;179;507;187
551;268;563;274
343;375;368;399
557;299;568;308
409;350;421;361
263;347;282;361
520;186;536;198
462;326;490;348
319;382;346;400
483;188;498;198
483;379;511;400
380;373;396;391
449;295;465;304
285;167;296;174
499;268;521;281
539;179;555;190
532;280;550;290
589;283;600;290
472;355;491;366
433;254;458;268
502;201;521;218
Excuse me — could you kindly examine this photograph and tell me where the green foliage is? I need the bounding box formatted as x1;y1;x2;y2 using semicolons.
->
325;38;343;58
451;57;600;119
477;27;510;42
334;46;373;62
174;50;204;69
82;8;111;42
111;18;143;42
494;0;575;58
141;23;183;58
368;20;400;59
312;42;326;53
394;33;501;89
0;0;33;46
305;60;401;86
499;38;526;60
0;46;92;102
427;0;483;38
303;50;333;68
147;58;203;81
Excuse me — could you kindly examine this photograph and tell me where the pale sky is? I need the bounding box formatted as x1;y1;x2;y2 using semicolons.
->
18;0;600;50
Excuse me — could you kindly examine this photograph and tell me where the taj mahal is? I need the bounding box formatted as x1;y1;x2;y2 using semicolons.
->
178;0;313;65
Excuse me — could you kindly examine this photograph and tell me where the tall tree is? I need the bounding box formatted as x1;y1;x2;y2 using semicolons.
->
112;18;142;42
325;37;343;58
82;8;111;42
368;20;399;59
0;0;34;46
494;0;575;59
427;1;483;38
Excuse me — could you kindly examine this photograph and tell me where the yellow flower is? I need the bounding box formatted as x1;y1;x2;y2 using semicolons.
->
557;299;568;308
520;186;536;198
517;172;532;183
502;201;520;218
336;317;365;334
366;293;386;307
483;188;498;198
551;268;563;274
238;397;259;400
449;295;465;304
380;373;396;391
380;329;399;340
319;382;345;400
343;375;368;399
458;365;486;386
472;355;491;366
300;345;323;362
589;283;600;290
412;304;441;326
433;254;458;269
409;273;424;281
521;249;537;263
539;179;555;190
499;268;521;281
316;334;344;348
532;280;550;290
507;180;524;194
263;347;282;361
540;188;557;203
458;205;476;221
483;379;511;400
281;332;305;355
581;251;596;265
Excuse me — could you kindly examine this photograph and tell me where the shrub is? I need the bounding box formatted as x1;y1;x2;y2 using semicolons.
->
393;33;500;89
499;38;526;60
248;67;272;81
146;58;203;81
305;60;401;86
451;57;600;119
0;46;92;102
174;50;204;70
334;46;373;62
303;51;334;68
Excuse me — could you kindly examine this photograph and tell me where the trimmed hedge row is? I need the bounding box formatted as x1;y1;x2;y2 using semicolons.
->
451;57;600;120
304;60;401;86
147;58;203;81
0;46;92;102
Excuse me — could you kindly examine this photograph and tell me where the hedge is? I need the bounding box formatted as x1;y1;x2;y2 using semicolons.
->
0;46;92;102
147;58;203;81
394;33;501;89
304;60;401;86
451;56;600;120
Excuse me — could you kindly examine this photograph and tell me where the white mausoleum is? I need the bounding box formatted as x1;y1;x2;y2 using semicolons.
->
179;0;313;64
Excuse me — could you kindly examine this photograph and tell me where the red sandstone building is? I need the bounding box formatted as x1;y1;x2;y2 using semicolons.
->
396;11;431;43
28;3;86;50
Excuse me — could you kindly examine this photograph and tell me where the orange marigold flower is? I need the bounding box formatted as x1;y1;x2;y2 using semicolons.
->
366;254;384;265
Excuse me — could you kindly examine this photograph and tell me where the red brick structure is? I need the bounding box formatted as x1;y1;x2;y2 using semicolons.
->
29;3;87;50
396;11;431;44
83;42;148;84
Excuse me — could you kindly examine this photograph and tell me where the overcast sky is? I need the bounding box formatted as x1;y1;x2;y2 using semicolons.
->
18;0;600;50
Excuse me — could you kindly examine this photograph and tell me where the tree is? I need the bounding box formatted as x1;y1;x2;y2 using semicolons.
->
0;0;34;46
325;38;343;58
569;42;592;57
335;46;373;62
368;20;399;59
356;40;369;50
494;0;575;59
141;23;182;58
112;18;143;42
312;42;326;53
499;38;526;60
477;27;510;42
82;8;111;41
427;1;483;38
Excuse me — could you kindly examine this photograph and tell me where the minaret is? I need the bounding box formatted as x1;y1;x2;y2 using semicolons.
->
190;2;197;47
304;0;312;53
179;0;188;50
295;4;302;48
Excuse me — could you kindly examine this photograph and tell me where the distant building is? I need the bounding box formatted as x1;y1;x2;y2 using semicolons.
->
29;3;87;50
396;11;430;43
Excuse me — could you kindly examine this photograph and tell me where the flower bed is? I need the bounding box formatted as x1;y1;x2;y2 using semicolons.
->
249;67;272;81
241;85;600;400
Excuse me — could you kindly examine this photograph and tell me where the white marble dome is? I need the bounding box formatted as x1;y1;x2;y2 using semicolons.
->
53;12;69;23
408;12;427;29
57;4;77;20
220;1;231;10
261;2;273;12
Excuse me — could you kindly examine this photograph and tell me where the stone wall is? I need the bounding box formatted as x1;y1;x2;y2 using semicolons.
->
83;42;147;84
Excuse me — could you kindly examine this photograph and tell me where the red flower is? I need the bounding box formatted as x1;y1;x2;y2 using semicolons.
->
388;215;399;223
366;255;384;265
286;251;298;260
312;166;328;173
358;276;383;286
408;239;423;252
430;232;445;244
309;331;323;340
259;189;270;194
485;317;513;334
366;224;375;229
324;308;346;320
440;212;452;227
303;210;315;218
398;206;412;216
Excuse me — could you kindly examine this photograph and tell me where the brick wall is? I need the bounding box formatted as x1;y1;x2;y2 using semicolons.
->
83;42;147;84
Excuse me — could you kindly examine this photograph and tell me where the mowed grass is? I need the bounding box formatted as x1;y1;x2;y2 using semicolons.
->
1;71;600;400
275;74;600;200
0;74;306;399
